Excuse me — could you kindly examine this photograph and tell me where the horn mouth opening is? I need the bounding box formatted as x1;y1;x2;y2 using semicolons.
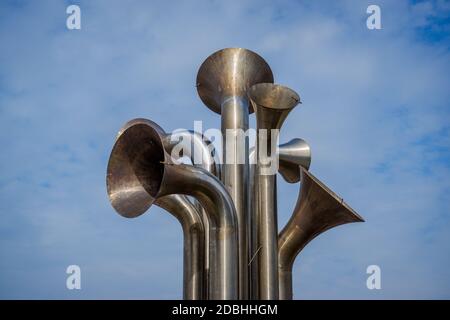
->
278;138;312;183
107;120;167;218
196;48;274;114
248;83;300;111
301;168;365;223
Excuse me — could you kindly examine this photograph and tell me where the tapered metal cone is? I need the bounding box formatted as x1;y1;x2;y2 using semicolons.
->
279;167;364;263
107;119;208;300
248;83;301;299
249;138;311;179
196;48;274;114
248;83;301;131
278;167;364;299
106;118;239;299
197;48;274;299
278;138;311;183
107;118;166;218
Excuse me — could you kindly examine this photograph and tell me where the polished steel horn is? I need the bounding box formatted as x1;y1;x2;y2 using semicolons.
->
106;119;238;300
117;119;220;299
278;138;311;183
248;137;311;299
248;83;300;299
249;138;311;181
197;48;274;299
278;167;364;300
108;120;205;299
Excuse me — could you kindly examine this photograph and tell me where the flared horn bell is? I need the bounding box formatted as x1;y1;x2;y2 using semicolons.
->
107;118;166;218
278;138;311;183
249;83;300;132
249;138;311;182
106;118;238;300
107;119;205;299
248;83;301;300
196;48;274;299
278;167;364;300
196;48;274;114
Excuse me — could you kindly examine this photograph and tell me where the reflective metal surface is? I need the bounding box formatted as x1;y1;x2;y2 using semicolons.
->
155;195;204;299
197;48;274;299
278;138;311;183
248;137;311;298
107;119;238;299
249;83;300;300
106;47;365;300
246;85;310;299
249;138;312;182
162;129;219;299
163;130;219;176
117;119;220;298
197;48;274;114
278;167;364;300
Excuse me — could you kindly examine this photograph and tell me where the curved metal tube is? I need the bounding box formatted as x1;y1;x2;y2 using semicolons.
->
278;167;364;300
197;48;274;299
112;119;205;299
155;195;204;299
163;130;219;176
162;164;238;299
107;119;238;299
118;120;220;298
249;83;300;300
118;120;219;177
248;137;310;298
163;130;219;299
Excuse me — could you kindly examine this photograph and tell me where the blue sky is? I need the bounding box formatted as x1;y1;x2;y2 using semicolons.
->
0;0;449;299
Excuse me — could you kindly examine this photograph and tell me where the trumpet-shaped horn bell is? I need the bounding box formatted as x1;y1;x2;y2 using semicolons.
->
248;83;300;131
107;119;207;299
249;138;311;181
278;138;311;183
106;118;238;299
107;118;166;218
278;167;364;299
248;83;301;299
196;48;274;114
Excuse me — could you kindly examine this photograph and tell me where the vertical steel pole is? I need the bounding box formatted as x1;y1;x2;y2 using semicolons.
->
196;48;274;299
221;96;250;299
